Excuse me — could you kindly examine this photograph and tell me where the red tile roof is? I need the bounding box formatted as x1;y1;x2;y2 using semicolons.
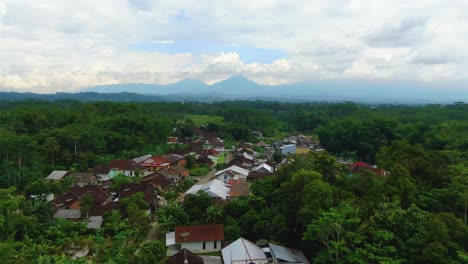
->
175;224;224;243
352;161;371;168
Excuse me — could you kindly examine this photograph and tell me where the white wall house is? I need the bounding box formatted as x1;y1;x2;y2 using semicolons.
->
166;224;224;256
215;165;250;184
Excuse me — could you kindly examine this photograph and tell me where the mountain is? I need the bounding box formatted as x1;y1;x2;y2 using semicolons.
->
83;79;210;95
79;75;468;103
211;75;262;95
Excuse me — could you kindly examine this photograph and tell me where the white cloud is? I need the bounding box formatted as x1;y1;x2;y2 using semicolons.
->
0;0;467;93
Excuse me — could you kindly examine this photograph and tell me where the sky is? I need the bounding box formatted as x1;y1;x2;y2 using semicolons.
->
0;0;467;93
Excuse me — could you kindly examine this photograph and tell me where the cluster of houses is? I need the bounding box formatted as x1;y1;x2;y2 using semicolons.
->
44;131;327;261
165;224;310;264
44;132;232;228
184;147;276;202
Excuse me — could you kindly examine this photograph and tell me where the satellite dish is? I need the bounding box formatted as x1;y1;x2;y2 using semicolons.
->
180;232;191;237
256;239;268;246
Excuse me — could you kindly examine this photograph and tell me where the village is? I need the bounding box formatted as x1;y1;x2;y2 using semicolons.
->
44;128;389;263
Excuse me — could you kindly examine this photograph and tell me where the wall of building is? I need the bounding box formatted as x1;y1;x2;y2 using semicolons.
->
180;240;221;253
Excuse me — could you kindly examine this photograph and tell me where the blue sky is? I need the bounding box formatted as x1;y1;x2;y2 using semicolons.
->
0;0;467;93
129;41;288;64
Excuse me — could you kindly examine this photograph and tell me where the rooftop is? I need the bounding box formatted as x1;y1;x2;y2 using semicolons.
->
175;224;224;243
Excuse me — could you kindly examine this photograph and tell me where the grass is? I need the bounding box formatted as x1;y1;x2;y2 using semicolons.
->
186;114;224;126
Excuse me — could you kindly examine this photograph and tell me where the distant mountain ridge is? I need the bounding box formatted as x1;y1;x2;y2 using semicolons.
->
82;75;468;104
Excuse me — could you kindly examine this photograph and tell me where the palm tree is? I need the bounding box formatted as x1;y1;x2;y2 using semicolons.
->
158;214;176;234
44;137;60;167
206;205;223;224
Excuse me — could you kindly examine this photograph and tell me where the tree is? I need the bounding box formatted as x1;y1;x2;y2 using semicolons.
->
80;194;94;219
206;206;223;224
44;137;60;167
132;240;166;264
183;192;211;223
303;203;360;264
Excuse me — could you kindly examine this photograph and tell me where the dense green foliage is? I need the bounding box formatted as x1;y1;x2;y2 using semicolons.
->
0;100;466;262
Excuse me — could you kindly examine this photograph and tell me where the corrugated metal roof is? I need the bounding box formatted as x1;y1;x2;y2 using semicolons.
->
45;170;69;180
53;209;81;219
86;216;103;229
186;179;230;200
269;243;310;264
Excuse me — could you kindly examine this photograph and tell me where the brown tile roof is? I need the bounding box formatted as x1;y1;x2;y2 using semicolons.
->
143;173;173;188
89;201;121;216
163;154;185;164
197;156;214;167
71;173;97;184
170;165;188;175
202;148;220;156
166;249;204;264
109;160;145;171
54;185;110;207
118;183;156;205
229;181;250;197
175;224;224;243
92;164;111;175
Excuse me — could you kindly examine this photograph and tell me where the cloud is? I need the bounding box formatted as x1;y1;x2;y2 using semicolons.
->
0;0;468;93
365;17;429;48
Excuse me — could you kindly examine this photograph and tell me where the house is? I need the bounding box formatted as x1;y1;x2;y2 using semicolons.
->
45;170;70;181
197;155;214;167
132;154;153;164
221;238;270;264
118;182;159;212
296;146;311;155
108;160;148;177
169;165;190;178
185;179;230;201
201;149;225;165
164;154;187;167
86;216;104;229
227;152;255;170
269;243;310;264
92;165;112;181
228;181;250;200
140;155;172;171
167;137;179;144
71;173;97;187
351;161;388;176
280;144;297;155
158;169;181;184
143;173;174;191
166;224;224;255
166;248;204;264
215;165;250;184
252;163;274;174
53;185;111;211
53;209;81;220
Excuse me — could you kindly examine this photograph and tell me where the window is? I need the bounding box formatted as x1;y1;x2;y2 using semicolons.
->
203;241;206;250
214;241;217;249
